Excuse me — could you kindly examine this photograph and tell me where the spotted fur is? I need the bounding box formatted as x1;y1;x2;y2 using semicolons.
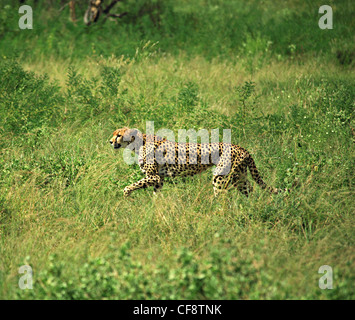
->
110;127;285;197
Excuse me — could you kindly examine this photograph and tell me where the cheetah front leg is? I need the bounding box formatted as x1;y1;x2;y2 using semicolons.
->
123;175;162;196
212;153;234;197
213;175;233;196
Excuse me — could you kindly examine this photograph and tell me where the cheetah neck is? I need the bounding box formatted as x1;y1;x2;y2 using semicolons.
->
141;133;166;146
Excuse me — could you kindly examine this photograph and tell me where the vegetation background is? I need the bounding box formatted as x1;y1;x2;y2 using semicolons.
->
0;0;354;299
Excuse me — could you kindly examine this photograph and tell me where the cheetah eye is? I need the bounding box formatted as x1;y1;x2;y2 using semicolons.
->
117;134;121;138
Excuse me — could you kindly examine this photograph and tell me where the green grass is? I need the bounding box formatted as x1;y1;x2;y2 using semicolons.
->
0;0;354;300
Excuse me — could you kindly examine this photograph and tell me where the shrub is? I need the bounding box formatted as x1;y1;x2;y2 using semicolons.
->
0;59;63;134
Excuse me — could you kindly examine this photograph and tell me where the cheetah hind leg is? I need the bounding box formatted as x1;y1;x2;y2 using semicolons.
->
232;174;253;197
213;172;240;197
153;178;164;194
212;159;235;197
212;175;230;196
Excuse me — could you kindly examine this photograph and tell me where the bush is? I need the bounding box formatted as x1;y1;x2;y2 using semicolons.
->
0;59;63;134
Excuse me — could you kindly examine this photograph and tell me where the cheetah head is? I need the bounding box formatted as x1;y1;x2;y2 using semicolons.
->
109;127;141;149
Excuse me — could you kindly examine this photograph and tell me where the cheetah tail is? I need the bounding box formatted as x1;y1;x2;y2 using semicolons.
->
246;156;285;194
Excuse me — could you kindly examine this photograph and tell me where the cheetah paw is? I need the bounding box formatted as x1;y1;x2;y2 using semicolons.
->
123;187;132;197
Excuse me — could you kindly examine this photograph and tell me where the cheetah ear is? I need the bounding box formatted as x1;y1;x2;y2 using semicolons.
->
123;128;140;143
129;129;138;143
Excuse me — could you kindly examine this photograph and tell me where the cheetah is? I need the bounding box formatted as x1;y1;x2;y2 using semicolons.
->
110;127;285;197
